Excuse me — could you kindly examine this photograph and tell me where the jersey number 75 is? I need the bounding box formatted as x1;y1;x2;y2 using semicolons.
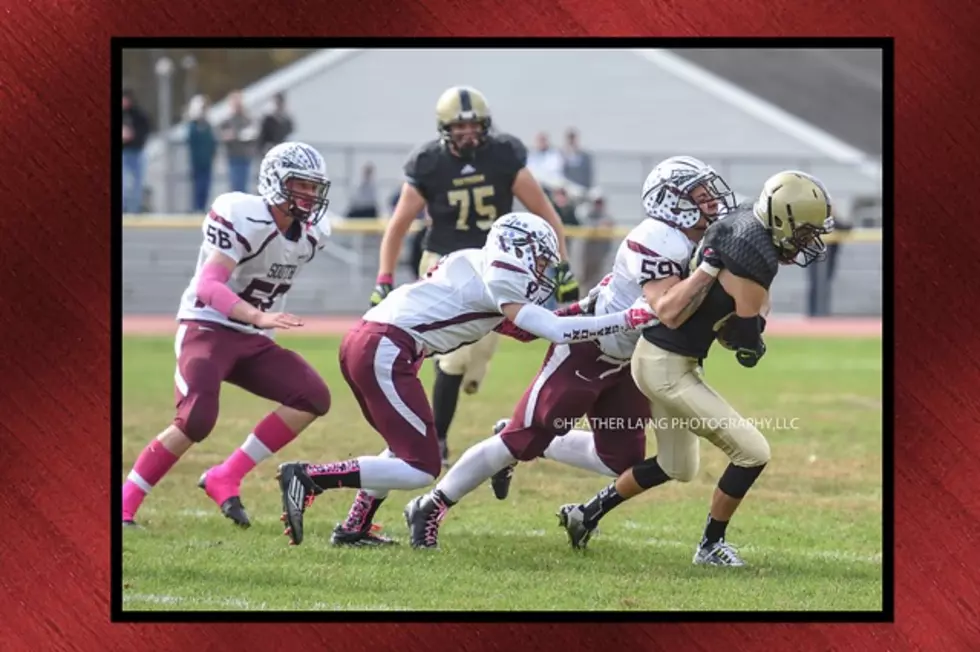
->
449;185;497;231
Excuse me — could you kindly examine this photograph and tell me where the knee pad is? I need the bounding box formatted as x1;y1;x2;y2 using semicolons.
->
718;462;767;499
174;392;219;442
632;456;675;489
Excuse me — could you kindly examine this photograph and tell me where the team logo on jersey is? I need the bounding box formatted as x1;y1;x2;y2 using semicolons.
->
461;164;476;174
268;263;298;281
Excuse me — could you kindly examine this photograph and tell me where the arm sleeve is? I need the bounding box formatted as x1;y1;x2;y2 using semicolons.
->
195;261;242;317
513;303;627;344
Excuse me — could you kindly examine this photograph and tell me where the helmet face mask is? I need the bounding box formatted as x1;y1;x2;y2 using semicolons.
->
436;86;492;158
257;142;331;227
280;173;331;225
755;171;835;267
643;156;737;231
486;213;560;305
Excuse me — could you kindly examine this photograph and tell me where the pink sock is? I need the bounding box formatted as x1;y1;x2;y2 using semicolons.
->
216;412;298;483
122;440;179;520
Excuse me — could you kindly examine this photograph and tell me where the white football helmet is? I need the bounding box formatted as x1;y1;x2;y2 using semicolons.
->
257;141;331;226
641;156;736;229
485;212;560;304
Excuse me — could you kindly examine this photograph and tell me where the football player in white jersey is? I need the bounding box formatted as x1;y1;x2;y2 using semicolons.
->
403;156;738;548
274;212;657;547
558;170;834;566
121;142;334;530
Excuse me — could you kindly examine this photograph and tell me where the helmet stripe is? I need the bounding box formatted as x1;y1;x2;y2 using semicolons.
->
459;88;472;113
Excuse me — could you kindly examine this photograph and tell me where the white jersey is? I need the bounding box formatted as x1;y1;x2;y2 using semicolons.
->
593;219;696;360
176;192;329;337
364;249;532;356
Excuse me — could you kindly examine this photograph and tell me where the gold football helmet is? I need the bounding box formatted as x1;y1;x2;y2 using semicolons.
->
436;86;492;157
753;170;835;267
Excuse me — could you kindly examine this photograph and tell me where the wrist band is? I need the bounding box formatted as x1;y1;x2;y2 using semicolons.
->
698;261;721;278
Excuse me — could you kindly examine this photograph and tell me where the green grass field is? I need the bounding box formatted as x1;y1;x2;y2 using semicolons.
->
121;334;883;612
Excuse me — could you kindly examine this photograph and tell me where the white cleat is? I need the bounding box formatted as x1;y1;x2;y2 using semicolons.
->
693;540;746;566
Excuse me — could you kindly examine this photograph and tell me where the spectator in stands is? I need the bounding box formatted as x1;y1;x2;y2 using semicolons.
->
258;92;294;157
550;186;580;227
347;163;380;218
220;90;257;193
121;88;151;214
562;127;594;190
577;188;614;289
186;95;217;213
526;131;565;190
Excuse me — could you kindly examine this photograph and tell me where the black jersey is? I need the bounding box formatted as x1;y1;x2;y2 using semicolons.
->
642;207;780;360
403;134;528;255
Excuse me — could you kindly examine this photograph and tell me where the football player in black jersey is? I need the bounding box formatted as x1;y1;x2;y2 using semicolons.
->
370;86;579;469
557;171;835;566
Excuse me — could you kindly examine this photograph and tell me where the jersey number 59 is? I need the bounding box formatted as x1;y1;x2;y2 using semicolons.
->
639;258;679;283
449;185;497;231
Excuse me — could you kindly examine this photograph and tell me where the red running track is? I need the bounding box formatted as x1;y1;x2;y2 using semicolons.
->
122;315;882;337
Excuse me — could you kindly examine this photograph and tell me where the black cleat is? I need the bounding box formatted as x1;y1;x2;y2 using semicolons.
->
556;503;597;550
330;523;399;547
198;471;251;529
489;419;516;500
404;494;448;549
218;497;251;529
276;462;322;546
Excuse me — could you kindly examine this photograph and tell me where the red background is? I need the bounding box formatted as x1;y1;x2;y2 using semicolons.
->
1;0;978;649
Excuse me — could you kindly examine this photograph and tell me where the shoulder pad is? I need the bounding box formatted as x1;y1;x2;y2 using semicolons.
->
489;133;528;169
404;139;443;179
627;220;693;265
704;211;780;289
486;252;529;277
